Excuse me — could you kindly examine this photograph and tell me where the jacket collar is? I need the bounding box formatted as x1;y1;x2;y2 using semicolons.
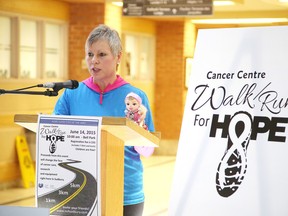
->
83;74;128;93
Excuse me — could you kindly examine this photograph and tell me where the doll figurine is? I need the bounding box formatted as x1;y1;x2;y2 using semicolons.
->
125;92;154;157
125;92;148;130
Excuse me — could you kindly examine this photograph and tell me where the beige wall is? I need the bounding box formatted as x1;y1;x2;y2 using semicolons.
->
122;17;157;35
0;0;70;20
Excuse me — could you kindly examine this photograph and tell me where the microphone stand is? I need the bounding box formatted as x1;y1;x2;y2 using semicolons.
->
0;89;59;96
0;84;60;97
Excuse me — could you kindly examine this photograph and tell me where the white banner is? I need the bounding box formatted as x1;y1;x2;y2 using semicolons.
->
36;115;102;216
169;26;288;216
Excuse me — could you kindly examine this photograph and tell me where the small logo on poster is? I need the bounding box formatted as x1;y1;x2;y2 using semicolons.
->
46;134;65;154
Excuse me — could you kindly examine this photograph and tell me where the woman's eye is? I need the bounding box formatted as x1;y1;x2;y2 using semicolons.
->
88;52;93;57
99;52;106;57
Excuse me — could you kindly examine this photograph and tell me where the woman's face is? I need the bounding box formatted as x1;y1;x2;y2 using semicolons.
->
85;40;121;85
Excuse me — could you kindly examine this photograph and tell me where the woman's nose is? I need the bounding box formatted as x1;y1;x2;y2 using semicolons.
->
92;56;99;64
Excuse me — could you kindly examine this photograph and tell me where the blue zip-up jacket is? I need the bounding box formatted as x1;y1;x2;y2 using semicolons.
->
53;75;155;205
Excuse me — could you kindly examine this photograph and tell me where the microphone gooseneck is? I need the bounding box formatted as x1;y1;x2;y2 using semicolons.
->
38;80;79;90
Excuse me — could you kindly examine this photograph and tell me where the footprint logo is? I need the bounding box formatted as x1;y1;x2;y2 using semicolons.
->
216;111;252;197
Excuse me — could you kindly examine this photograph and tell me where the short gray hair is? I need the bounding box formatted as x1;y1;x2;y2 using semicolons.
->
85;24;122;57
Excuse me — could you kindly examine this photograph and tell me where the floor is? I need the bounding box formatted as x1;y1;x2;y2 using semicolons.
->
0;155;176;216
142;156;176;216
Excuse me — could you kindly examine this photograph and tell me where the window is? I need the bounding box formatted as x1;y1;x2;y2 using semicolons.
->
44;23;65;79
0;16;11;78
0;14;67;79
122;33;155;80
20;19;37;78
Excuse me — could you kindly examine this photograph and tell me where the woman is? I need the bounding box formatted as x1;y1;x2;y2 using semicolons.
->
53;24;155;216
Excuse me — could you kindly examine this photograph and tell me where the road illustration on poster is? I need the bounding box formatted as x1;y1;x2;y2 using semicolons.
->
38;159;97;215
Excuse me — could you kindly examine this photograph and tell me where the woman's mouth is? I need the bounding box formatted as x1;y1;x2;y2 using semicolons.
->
90;67;100;73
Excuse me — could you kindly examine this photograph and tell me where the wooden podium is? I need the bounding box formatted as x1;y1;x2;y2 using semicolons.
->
14;114;160;216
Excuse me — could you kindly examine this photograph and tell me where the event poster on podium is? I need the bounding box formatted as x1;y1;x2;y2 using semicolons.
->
36;114;102;216
169;26;288;215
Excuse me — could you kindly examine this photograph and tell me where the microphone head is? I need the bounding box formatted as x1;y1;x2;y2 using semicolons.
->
70;80;79;89
39;80;79;90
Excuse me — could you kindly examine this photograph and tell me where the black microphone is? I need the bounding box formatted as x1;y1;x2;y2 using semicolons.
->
38;80;79;90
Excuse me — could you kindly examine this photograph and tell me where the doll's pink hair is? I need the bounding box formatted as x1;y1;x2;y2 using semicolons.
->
125;92;142;105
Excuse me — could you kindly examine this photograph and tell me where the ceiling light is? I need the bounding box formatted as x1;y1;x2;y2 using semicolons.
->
191;18;288;24
112;1;123;7
213;1;235;6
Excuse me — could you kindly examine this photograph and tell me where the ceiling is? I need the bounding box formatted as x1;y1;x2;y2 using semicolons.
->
59;0;288;24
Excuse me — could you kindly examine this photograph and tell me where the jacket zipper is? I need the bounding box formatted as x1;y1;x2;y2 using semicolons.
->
100;91;104;104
